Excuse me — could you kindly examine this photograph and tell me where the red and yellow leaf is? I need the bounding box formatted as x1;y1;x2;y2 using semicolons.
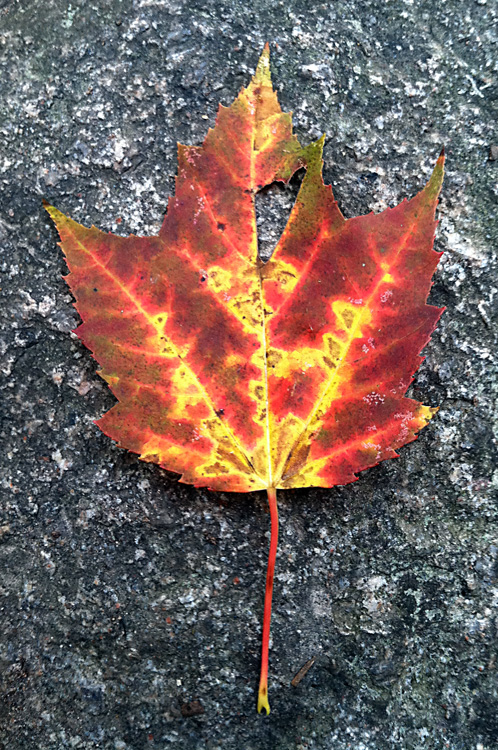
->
45;45;444;714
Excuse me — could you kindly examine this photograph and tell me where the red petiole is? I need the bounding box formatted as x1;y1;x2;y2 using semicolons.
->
257;486;279;715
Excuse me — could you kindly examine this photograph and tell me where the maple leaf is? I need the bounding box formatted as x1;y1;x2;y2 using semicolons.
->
45;45;444;715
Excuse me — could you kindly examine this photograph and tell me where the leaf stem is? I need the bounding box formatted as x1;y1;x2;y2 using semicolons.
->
257;486;279;715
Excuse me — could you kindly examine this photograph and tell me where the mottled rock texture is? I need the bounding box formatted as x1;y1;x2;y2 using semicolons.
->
0;1;497;749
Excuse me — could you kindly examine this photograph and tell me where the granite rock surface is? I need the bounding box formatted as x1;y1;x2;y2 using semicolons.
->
0;1;497;748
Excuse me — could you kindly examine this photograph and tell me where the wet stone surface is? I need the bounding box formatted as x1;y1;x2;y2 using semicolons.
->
1;1;497;749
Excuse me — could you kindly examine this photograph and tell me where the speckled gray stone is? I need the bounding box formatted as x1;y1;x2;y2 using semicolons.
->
0;1;497;749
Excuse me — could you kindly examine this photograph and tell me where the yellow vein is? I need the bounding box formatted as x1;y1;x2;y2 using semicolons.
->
277;220;419;484
257;263;273;489
283;410;426;483
67;226;259;479
250;106;273;489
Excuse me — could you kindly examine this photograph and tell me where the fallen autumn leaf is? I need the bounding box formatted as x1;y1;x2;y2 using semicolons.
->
45;44;444;714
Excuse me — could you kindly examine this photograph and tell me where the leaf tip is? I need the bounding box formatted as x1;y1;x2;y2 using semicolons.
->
254;43;271;83
424;149;445;200
435;146;445;173
43;198;56;218
43;199;64;225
